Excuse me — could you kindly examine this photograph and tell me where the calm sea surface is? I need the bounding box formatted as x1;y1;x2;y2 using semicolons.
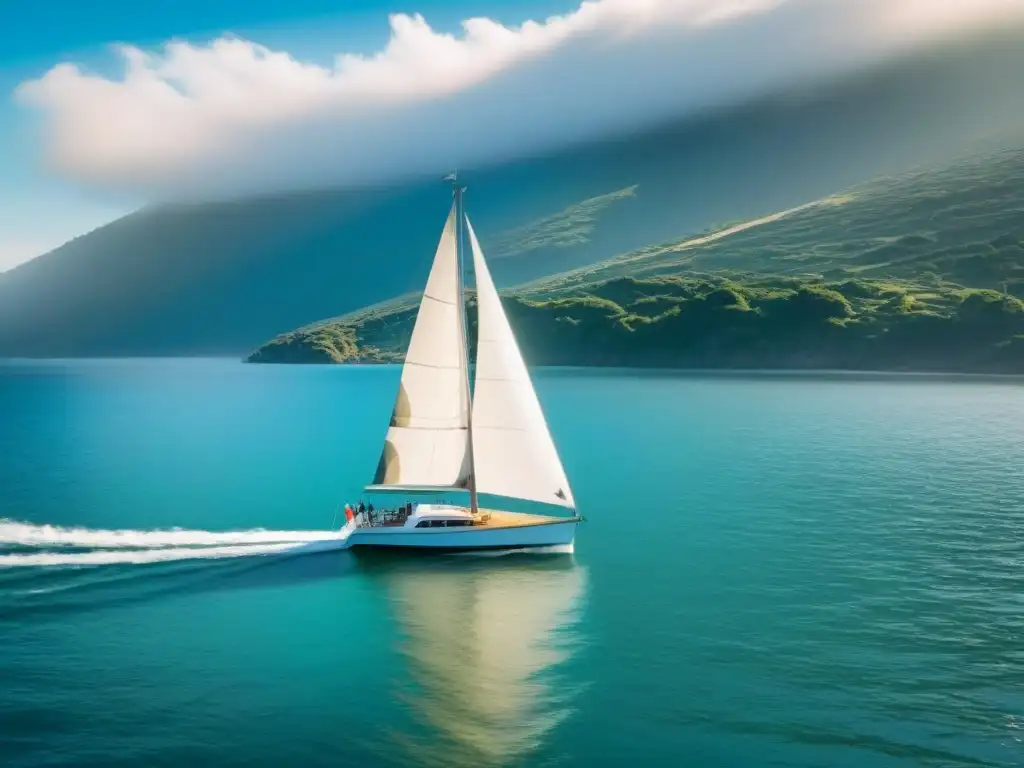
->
1;359;1022;767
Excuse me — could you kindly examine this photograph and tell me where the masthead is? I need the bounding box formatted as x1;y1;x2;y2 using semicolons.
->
443;170;465;192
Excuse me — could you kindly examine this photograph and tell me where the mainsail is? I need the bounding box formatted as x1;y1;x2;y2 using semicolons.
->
466;218;576;509
371;204;471;490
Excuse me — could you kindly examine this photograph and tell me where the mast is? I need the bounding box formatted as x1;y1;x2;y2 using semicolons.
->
449;173;480;515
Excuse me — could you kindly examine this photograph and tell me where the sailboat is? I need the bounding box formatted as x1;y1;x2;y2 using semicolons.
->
345;177;581;552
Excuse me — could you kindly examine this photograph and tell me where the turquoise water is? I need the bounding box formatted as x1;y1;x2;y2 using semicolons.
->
2;359;1023;767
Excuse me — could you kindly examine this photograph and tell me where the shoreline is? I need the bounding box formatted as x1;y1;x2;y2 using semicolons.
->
4;356;1022;381
245;358;1024;380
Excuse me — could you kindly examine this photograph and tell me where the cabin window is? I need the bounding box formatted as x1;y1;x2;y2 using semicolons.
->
415;519;469;528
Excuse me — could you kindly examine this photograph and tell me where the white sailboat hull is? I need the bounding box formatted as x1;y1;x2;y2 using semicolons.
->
346;518;578;552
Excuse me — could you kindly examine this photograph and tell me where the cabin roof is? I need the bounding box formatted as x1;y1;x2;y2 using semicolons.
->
411;504;472;520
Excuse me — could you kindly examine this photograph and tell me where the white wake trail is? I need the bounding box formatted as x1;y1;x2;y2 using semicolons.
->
0;520;343;549
0;519;354;568
0;538;351;568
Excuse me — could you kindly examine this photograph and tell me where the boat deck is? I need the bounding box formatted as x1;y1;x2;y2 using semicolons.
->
474;510;569;529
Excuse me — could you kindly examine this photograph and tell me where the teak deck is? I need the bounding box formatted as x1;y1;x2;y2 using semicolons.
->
473;510;568;529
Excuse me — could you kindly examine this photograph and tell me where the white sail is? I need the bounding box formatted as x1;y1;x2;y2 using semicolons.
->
467;218;576;509
371;204;471;490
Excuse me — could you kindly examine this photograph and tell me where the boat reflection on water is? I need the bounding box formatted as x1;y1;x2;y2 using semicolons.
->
364;553;589;767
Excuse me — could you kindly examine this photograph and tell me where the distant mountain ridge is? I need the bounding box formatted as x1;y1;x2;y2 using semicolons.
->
1;29;1023;357
248;144;1024;373
518;144;1024;296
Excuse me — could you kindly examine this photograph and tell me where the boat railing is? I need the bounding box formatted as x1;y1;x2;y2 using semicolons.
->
356;507;412;528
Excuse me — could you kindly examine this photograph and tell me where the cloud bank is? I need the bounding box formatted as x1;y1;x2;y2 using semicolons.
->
16;0;1024;199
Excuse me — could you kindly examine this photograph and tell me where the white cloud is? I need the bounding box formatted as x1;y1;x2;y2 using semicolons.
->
15;0;1024;199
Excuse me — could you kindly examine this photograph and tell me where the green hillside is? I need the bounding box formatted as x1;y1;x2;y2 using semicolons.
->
518;146;1024;295
248;147;1024;373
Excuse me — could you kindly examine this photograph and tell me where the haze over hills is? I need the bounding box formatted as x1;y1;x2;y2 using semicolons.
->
1;30;1023;358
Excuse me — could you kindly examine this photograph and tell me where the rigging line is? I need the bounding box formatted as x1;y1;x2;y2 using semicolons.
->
331;495;342;530
329;469;355;530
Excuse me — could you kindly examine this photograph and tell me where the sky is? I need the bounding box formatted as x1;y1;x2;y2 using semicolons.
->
0;0;571;272
2;0;1024;272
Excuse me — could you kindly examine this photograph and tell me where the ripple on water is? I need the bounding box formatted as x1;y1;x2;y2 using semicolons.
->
1;366;1023;767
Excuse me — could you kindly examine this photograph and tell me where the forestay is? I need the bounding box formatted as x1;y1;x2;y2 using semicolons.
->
467;218;576;509
372;204;471;489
